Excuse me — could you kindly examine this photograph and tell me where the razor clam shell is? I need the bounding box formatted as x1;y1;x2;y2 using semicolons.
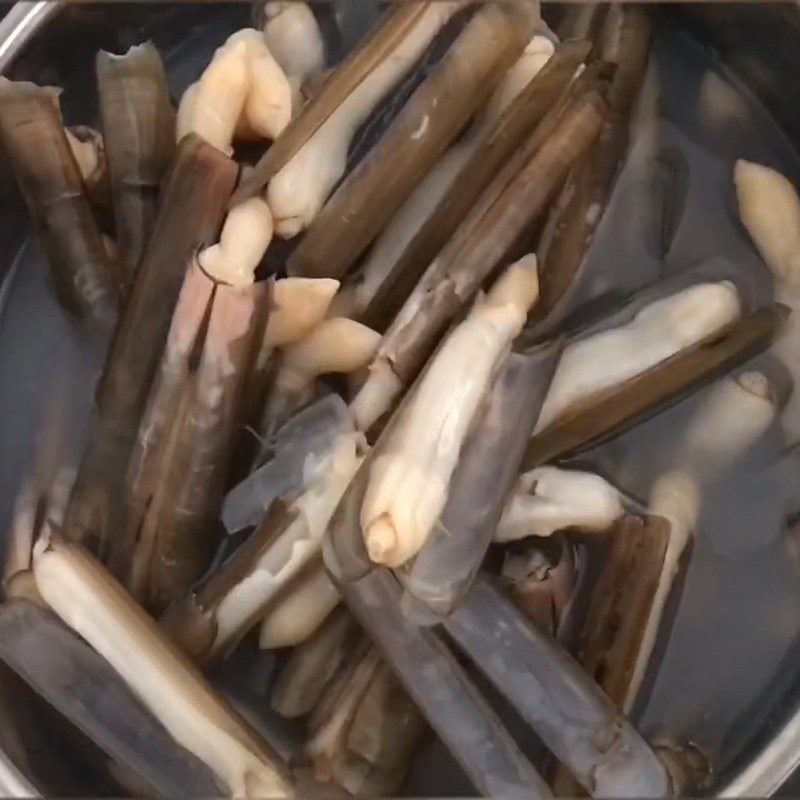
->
522;304;787;470
445;577;671;798
0;81;119;323
161;500;297;663
401;340;563;617
287;2;541;281
270;607;362;718
61;135;238;556
374;85;607;396
110;263;215;590
96;42;175;288
235;3;442;200
576;516;671;709
0;600;222;798
360;38;593;330
336;569;553;799
531;7;653;333
222;393;352;534
138;282;267;612
346;659;426;773
33;534;293;797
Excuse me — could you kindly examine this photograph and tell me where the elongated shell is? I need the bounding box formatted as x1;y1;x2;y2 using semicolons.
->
96;42;175;288
127;279;268;612
33;535;293;797
265;2;459;238
0;81;120;322
270;608;361;718
343;36;586;328
445;577;671;798
402;340;562;616
0;600;223;798
62;136;238;557
336;569;553;799
523;304;786;469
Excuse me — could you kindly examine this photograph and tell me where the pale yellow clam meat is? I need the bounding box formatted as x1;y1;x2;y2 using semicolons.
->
534;281;742;432
275;317;382;395
735;159;800;442
494;466;624;542
262;1;325;107
198;196;273;287
360;254;540;568
734;159;800;285
259;560;340;649
263;277;341;349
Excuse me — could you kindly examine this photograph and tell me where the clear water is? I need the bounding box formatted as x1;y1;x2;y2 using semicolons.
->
1;9;799;795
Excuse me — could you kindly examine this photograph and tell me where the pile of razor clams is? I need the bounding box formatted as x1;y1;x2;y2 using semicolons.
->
1;1;799;797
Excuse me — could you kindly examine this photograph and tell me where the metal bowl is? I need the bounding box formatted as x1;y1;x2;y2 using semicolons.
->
1;2;800;796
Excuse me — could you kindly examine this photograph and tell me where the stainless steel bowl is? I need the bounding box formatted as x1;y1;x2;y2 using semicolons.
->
1;2;800;796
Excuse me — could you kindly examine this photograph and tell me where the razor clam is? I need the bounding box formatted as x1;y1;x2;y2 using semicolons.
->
495;467;626;542
96;42;175;288
347;659;427;774
61;135;238;556
287;2;541;279
270;608;362;718
523;304;786;469
259;558;340;649
334;569;553;799
262;2;326;110
350;83;608;432
363;54;613;335
0;600;222;798
120;272;267;611
548;515;672;798
162;428;363;662
331;36;589;325
177;30;292;153
258;317;380;439
0;80;120;322
324;658;427;796
618;369;779;716
534;5;652;329
265;2;461;237
534;280;742;432
306;645;382;782
360;256;539;568
234;2;458;202
734;159;800;444
223;393;352;534
32;533;293;798
444;577;671;798
400;339;562;618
